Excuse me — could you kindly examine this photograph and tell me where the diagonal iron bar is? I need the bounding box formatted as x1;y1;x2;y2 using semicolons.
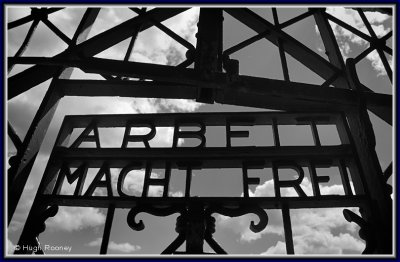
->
224;8;347;88
8;122;23;151
312;8;349;89
8;19;40;72
278;10;315;29
272;8;290;81
8;8;188;100
357;9;392;82
130;7;196;52
7;8;101;223
7;8;64;29
41;18;72;45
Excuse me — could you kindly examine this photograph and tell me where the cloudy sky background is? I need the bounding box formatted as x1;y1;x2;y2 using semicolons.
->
6;6;393;255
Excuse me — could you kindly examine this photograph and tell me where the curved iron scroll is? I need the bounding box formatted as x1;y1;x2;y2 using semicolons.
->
343;208;375;254
205;205;268;233
161;214;187;254
15;205;59;254
127;204;185;231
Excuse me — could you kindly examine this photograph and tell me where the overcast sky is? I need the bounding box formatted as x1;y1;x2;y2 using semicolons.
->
6;6;393;256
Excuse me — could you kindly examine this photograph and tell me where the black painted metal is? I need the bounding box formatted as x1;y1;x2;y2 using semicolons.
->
7;6;393;255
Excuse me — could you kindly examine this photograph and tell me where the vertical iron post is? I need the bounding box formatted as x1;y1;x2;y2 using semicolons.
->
194;8;223;103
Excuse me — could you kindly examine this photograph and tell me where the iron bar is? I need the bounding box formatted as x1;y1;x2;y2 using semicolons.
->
52;146;354;169
272;118;280;146
177;58;195;68
59;111;342;127
8;69;66;224
345;59;392;253
161;234;185;254
57;79;197;99
71;8;101;45
130;7;195;52
282;205;294;255
312;8;349;89
381;31;392;55
351;7;392;15
123;25;141;62
8;15;35;30
310;120;321;146
41;18;72;45
277;37;290;81
357;9;392;82
278;10;314;29
8;8;188;100
9;56;392;118
185;203;205;253
377;48;392;82
338;112;366;195
8;6;100;222
382;30;392;41
281;205;295;254
205;235;227;254
325;13;372;42
272;8;290;81
123;8;146;63
7;122;23;151
185;166;193;197
339;159;353;195
8;57;212;90
194;8;223;103
7;6;393;255
320;71;340;88
223;31;270;57
357;9;377;38
383;162;392;182
224;8;347;88
353;45;374;64
100;205;115;254
42;195;368;210
7;8;64;29
8;19;39;72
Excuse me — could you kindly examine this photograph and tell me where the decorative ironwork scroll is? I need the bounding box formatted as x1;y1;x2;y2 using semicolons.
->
8;6;392;255
15;111;370;254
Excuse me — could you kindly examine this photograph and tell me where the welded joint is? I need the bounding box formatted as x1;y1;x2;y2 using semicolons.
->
31;8;48;21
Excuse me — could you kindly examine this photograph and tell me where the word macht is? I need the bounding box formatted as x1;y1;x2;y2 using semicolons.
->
51;160;352;199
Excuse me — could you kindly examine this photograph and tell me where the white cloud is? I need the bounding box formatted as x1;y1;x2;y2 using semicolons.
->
262;241;286;254
169;191;184;197
110;169;163;197
131;8;199;66
317;7;392;76
366;50;390;76
7;239;16;254
262;232;364;255
46;206;105;232
86;237;141;253
217;178;363;254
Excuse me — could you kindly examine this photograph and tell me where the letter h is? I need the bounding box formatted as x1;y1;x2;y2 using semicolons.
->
142;162;171;197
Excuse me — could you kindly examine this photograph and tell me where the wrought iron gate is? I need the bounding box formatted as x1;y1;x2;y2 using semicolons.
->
7;6;393;255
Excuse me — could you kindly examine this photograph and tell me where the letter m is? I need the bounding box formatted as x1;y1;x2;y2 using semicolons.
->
52;162;88;196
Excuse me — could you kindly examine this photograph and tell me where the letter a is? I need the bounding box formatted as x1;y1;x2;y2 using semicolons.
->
84;163;113;197
70;121;101;148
